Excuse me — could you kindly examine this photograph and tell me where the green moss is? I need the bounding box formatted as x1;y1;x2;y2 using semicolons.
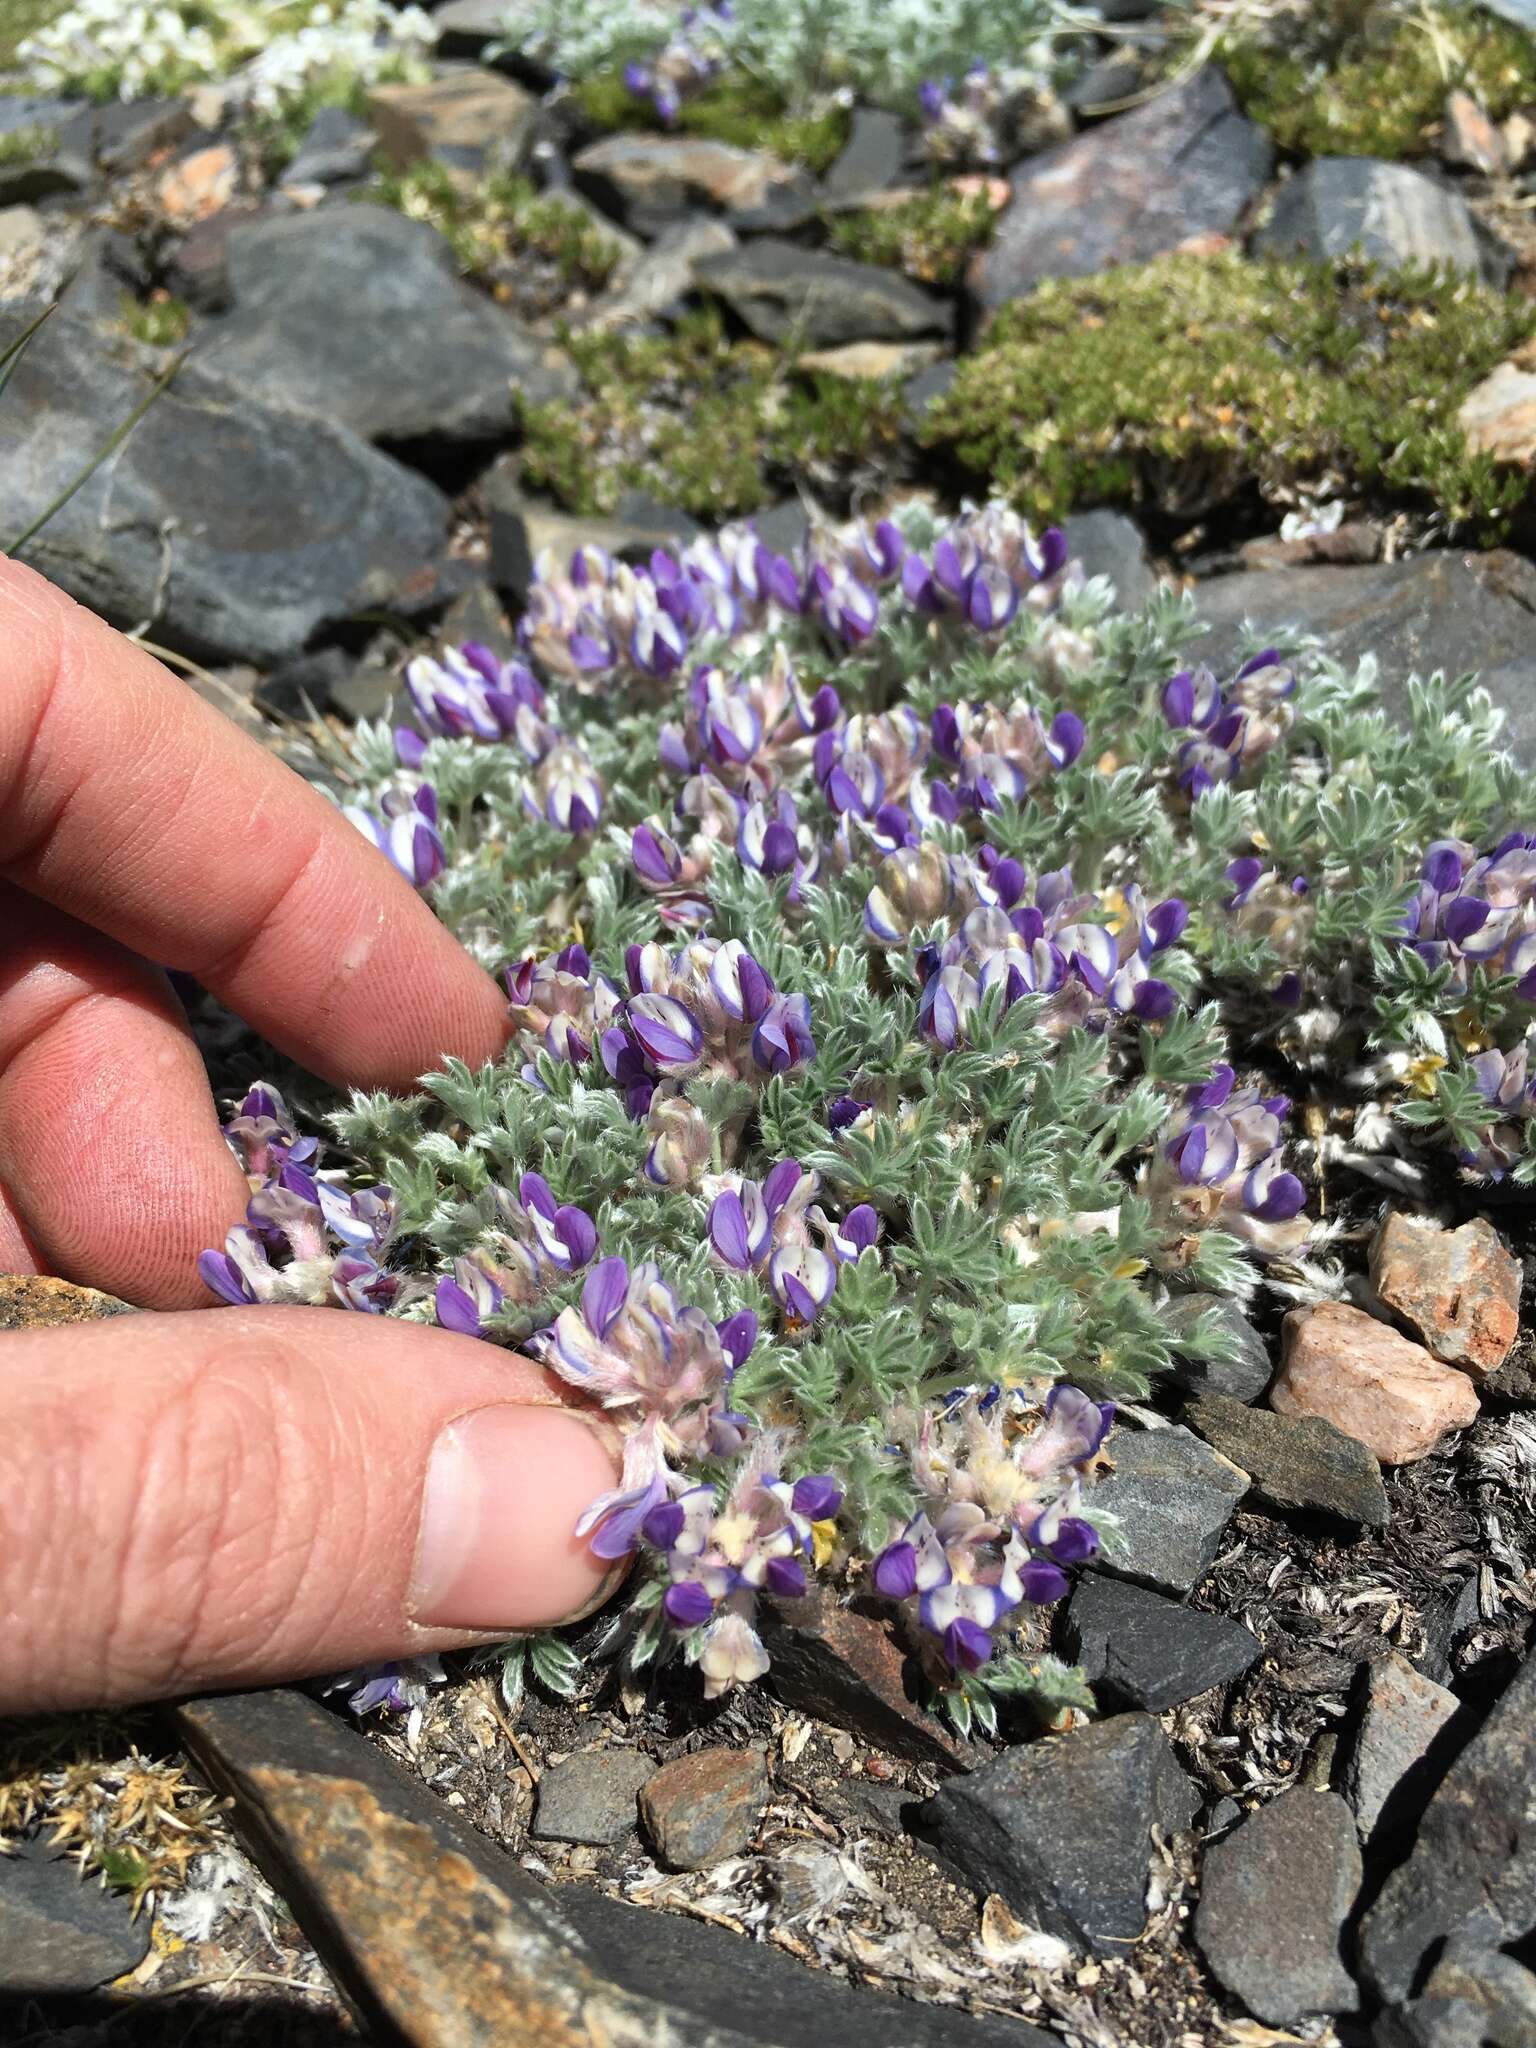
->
921;249;1535;533
518;307;909;519
118;291;191;348
364;160;622;300
826;186;998;288
573;71;849;173
0;123;56;163
1216;0;1536;160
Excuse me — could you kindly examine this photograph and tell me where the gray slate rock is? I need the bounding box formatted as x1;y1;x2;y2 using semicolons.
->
695;239;953;347
1376;1949;1536;2048
573;133;815;237
1061;508;1156;609
201;204;576;445
55;97;193;185
973;67;1270;308
1192;551;1536;770
533;1750;653;1846
581;213;735;331
1089;1423;1248;1595
1160;1292;1272;1402
177;1686;1054;2048
1254;157;1490;280
1063;1573;1262;1712
921;1713;1198;1954
1195;1790;1362;2025
284;103;373;186
1342;1652;1460;1843
1361;1649;1536;2004
433;0;521;57
1185;1391;1390;1526
821;108;907;204
0;1838;150;1992
0;304;450;665
0;96;83;204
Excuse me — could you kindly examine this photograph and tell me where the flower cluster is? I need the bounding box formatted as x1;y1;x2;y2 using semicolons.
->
637;1438;842;1697
620;3;732;123
1142;1066;1309;1258
1402;835;1536;1000
199;1086;414;1312
706;1158;878;1321
343;785;445;889
519;504;1079;689
21;0;437;111
870;1388;1110;1675
434;1172;599;1338
1161;652;1297;795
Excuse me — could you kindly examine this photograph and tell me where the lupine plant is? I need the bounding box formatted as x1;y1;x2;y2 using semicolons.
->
199;496;1526;1733
514;0;1091;125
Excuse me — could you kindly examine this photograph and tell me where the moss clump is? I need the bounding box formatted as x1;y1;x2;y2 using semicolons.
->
826;185;998;287
365;160;622;312
119;291;191;348
0;123;58;164
518;307;910;518
921;249;1535;533
1216;0;1536;160
572;71;849;173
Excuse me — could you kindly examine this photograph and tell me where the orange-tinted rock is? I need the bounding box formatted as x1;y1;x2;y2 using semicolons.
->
1370;1212;1520;1379
639;1749;768;1870
1443;90;1505;175
1274;1303;1480;1464
158;143;238;224
0;1273;133;1330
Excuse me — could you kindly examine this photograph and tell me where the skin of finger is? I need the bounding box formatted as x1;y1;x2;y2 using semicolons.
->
0;1178;40;1273
0;558;508;1091
0;887;248;1307
0;1308;619;1714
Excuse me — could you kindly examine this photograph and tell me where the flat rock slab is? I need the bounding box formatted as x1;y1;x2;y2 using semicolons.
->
695;240;953;348
1191;549;1536;769
759;1589;972;1769
1275;1302;1480;1465
177;1687;1053;2048
1060;508;1157;611
0;1839;150;1993
0;1274;134;1329
201;205;576;446
972;67;1270;308
640;1749;768;1869
1253;156;1490;280
1087;1423;1248;1595
573;134;812;237
1377;1947;1536;2048
0;305;450;667
1360;1648;1536;2003
1159;1291;1272;1403
1185;1391;1390;1525
1062;1573;1261;1712
1194;1789;1361;2025
1342;1652;1460;1844
1371;1212;1521;1379
532;1750;652;1846
368;69;535;177
921;1712;1198;1954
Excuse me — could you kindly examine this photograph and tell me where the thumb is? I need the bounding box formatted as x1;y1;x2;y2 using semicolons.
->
0;1306;622;1714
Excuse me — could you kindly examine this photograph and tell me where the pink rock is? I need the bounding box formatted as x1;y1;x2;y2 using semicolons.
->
1274;1303;1480;1465
1369;1211;1520;1379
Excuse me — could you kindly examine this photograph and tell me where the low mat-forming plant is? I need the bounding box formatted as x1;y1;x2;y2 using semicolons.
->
926;249;1536;533
200;498;1524;1732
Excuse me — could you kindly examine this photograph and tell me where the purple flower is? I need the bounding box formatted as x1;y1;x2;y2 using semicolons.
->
717;1310;759;1370
1018;1559;1069;1605
581;1256;630;1340
871;1540;918;1599
628;994;704;1070
790;1474;842;1521
941;1617;993;1672
664;1579;714;1627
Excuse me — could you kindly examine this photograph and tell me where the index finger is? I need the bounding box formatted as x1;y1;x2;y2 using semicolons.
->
0;558;508;1090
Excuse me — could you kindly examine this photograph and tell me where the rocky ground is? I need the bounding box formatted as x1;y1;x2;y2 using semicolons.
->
10;2;1536;2044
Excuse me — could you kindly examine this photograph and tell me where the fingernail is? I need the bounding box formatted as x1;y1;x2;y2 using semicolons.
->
410;1405;621;1630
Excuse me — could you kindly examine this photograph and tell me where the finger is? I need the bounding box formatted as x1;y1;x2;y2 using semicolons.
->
0;559;507;1091
0;885;248;1308
0;1177;40;1274
0;1308;622;1714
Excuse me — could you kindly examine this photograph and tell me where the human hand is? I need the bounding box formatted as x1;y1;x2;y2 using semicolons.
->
0;561;618;1714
